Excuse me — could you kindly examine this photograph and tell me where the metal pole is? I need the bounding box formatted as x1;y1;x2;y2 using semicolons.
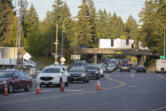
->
55;24;58;62
61;31;64;57
74;33;76;54
164;28;166;59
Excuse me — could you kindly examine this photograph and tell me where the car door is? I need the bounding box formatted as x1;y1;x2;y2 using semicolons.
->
19;71;27;89
13;71;21;89
62;67;67;82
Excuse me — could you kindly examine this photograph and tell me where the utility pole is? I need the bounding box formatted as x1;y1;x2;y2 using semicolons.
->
54;24;59;64
164;28;166;59
16;0;27;69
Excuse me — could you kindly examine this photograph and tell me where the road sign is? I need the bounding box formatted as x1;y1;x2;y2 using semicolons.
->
116;52;122;54
60;57;66;64
71;55;81;60
160;56;166;60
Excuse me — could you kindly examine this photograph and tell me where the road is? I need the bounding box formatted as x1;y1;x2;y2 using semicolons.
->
0;71;166;111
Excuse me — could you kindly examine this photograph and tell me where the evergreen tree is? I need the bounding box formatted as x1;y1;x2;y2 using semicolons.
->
87;0;97;48
0;0;15;46
76;0;91;47
139;0;165;54
96;9;108;39
24;4;40;56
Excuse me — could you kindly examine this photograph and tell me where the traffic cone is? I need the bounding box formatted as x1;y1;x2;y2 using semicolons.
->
4;84;8;96
96;79;101;91
60;81;64;92
36;83;41;94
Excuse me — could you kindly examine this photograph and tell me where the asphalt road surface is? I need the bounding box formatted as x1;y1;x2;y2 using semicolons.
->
0;71;166;111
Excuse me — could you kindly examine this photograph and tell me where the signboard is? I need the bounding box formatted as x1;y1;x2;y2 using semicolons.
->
23;53;31;61
160;56;166;60
71;55;81;60
116;52;122;54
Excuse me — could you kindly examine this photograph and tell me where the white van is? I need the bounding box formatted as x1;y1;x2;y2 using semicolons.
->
156;59;166;73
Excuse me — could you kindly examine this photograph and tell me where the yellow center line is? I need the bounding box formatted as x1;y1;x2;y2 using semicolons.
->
0;74;126;105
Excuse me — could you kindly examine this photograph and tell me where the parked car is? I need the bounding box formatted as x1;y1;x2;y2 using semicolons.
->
69;67;89;83
36;65;69;87
86;64;102;79
120;62;130;72
0;69;33;93
136;65;146;73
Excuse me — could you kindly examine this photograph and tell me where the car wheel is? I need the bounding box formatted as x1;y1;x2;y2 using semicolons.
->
65;79;69;87
8;84;14;93
87;79;89;83
24;83;30;92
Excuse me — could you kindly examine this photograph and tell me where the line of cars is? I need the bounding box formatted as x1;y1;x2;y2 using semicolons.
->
36;60;105;87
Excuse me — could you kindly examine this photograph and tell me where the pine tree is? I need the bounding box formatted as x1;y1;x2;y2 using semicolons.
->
0;0;15;46
76;0;91;47
96;9;108;39
24;4;40;56
139;0;165;54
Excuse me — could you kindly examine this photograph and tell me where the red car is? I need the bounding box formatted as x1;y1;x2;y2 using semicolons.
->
0;69;33;93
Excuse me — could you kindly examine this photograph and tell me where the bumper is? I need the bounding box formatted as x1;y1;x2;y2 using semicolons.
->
36;78;60;85
88;73;100;79
69;76;87;82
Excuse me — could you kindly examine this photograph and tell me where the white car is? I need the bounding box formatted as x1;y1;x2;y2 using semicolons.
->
36;65;69;87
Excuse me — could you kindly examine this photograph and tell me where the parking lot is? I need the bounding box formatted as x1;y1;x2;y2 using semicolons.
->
1;71;166;111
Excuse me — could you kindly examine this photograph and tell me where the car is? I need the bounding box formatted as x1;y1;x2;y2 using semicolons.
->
136;65;146;73
106;63;116;72
86;64;102;79
73;60;86;67
69;67;89;83
0;69;33;93
36;65;69;87
120;62;130;72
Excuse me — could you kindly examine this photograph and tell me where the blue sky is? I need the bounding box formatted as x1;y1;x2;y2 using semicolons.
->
14;0;145;22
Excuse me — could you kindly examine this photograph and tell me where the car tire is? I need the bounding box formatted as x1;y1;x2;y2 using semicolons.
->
8;84;14;93
65;79;69;87
24;83;30;92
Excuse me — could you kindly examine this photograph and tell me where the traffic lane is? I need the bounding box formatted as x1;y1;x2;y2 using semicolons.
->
0;74;121;105
111;72;166;94
1;72;166;111
1;74;166;111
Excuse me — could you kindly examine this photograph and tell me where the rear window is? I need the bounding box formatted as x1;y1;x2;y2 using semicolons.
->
87;66;99;70
0;72;13;78
42;68;60;73
122;64;128;66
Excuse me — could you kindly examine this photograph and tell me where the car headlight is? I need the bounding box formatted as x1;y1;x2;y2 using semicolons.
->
81;74;86;77
96;71;99;74
3;81;6;84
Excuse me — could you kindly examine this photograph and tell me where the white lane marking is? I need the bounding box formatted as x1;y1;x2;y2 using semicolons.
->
131;74;135;78
155;74;166;79
11;90;51;96
65;90;84;92
151;106;166;111
128;86;136;88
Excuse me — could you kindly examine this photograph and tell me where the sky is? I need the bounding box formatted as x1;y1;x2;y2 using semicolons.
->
13;0;145;22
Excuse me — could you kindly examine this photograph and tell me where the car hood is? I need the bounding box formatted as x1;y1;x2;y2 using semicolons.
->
69;72;84;75
87;70;98;73
37;73;60;77
0;78;10;82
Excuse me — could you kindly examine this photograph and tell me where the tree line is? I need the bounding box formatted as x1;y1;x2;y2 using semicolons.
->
0;0;166;62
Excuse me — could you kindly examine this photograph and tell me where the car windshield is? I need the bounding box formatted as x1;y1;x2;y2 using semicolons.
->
42;68;60;73
122;64;128;66
0;72;13;78
70;69;85;73
87;66;99;70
